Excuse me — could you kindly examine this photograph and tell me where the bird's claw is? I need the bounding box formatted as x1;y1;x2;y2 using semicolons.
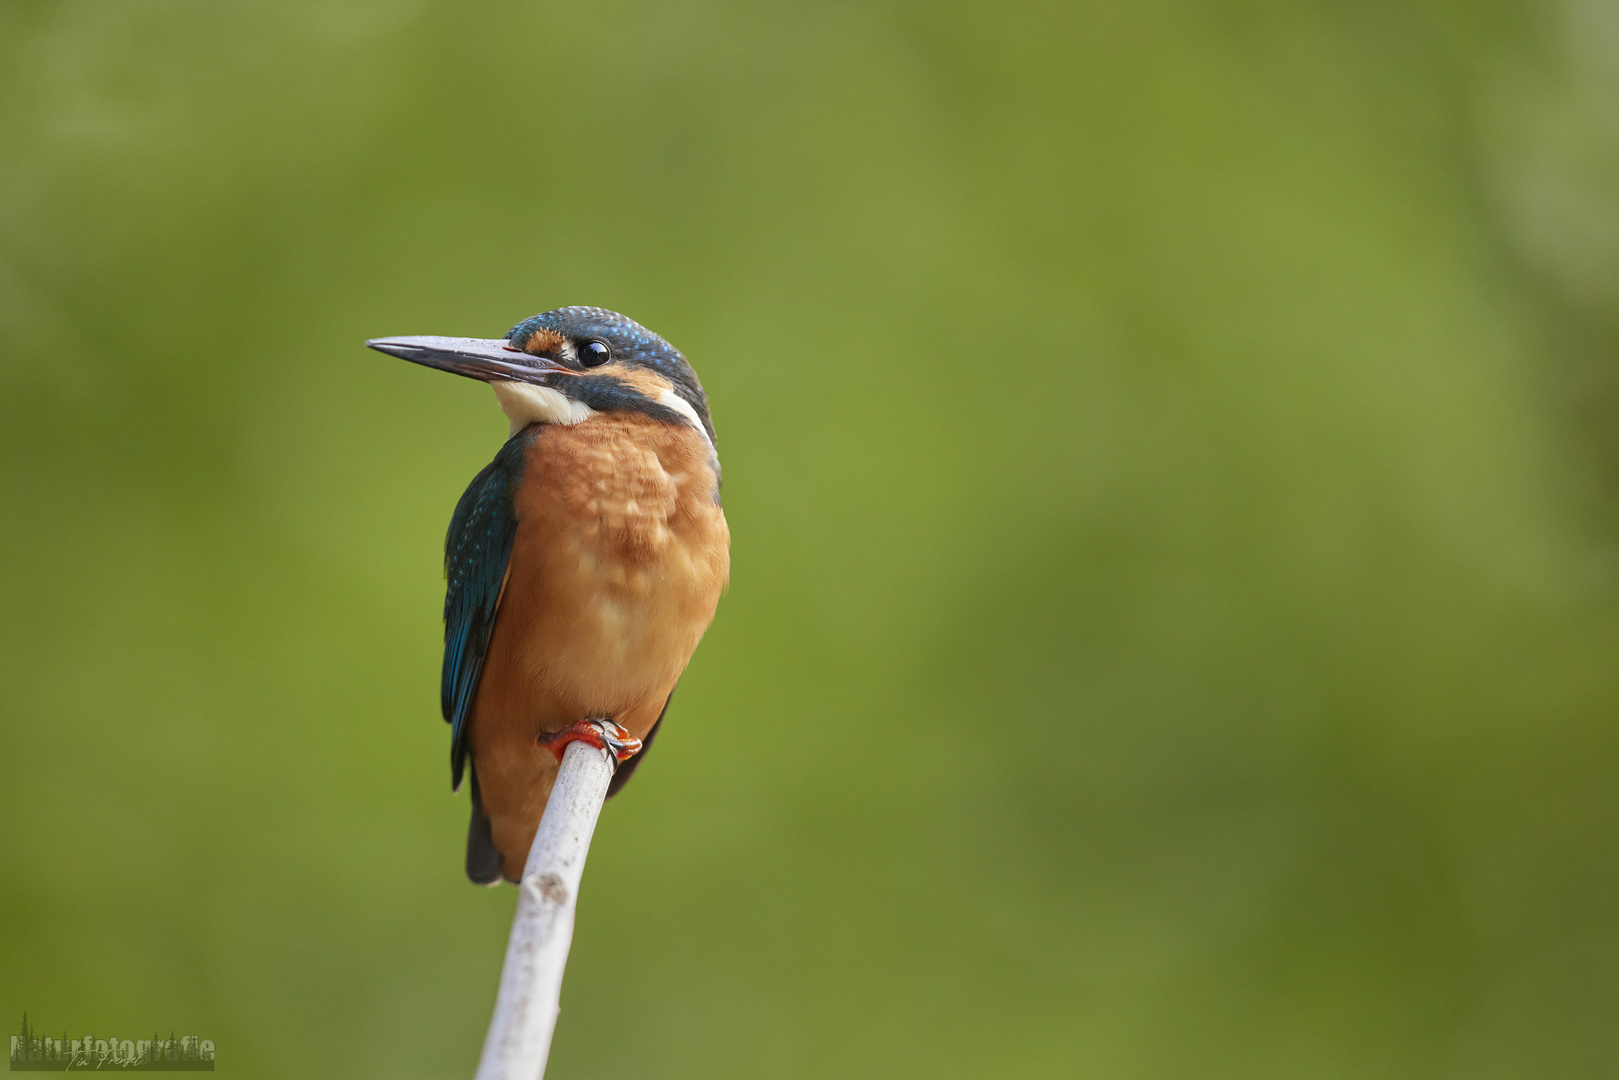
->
540;719;643;765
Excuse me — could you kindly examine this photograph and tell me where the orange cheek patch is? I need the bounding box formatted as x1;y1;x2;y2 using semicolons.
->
522;329;566;354
611;367;674;399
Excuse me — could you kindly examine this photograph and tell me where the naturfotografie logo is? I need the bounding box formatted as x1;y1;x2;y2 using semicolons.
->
10;1014;214;1071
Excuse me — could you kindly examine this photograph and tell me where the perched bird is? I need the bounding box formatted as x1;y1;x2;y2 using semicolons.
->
367;307;729;884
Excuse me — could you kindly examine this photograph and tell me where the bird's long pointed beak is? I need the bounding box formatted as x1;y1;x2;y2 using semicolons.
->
365;336;577;382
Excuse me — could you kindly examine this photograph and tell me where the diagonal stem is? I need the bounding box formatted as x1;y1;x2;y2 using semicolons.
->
473;737;617;1080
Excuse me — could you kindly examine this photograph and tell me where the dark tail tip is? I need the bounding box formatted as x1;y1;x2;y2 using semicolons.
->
606;709;665;799
465;765;503;886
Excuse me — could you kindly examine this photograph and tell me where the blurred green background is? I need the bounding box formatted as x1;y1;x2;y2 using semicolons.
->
3;0;1618;1076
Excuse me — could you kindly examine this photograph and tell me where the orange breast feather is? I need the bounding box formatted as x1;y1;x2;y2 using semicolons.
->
468;413;728;878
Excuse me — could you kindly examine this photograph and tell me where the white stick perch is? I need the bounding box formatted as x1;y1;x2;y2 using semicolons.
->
473;737;617;1080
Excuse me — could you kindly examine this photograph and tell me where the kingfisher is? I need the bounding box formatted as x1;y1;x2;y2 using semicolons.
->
366;307;729;884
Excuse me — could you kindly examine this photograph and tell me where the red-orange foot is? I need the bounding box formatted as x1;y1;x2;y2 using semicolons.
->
539;719;643;765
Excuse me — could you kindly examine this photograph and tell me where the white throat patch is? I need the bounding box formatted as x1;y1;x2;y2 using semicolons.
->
656;387;716;454
491;380;595;436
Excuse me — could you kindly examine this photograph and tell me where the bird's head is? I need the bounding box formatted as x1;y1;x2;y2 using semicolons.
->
367;306;715;449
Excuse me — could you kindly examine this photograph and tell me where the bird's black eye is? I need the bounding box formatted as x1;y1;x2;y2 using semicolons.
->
580;341;611;368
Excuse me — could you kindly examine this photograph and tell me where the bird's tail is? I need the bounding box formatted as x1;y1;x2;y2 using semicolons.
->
465;762;504;886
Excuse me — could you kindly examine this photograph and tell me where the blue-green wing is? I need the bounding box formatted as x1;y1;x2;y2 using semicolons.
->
442;432;528;790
